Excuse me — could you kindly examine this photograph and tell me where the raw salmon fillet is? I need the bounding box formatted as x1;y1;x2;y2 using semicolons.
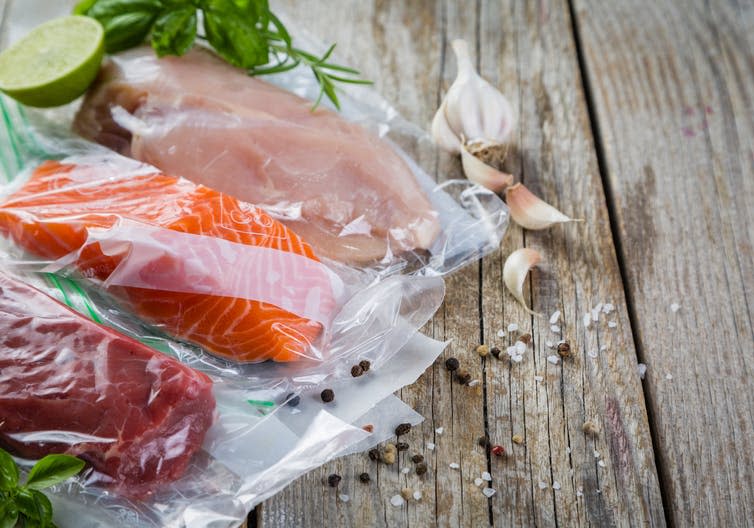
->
74;47;440;265
0;271;215;498
0;160;331;363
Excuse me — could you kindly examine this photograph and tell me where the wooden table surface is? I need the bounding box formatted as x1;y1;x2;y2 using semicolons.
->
1;1;752;527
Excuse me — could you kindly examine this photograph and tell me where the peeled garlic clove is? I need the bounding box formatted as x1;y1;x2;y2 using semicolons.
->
505;183;583;230
443;39;515;144
461;142;514;192
431;100;462;153
503;248;542;316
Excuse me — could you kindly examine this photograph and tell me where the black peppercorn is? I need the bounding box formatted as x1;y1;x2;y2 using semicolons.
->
359;472;371;483
320;389;335;403
415;462;428;476
557;341;571;358
359;359;371;372
456;369;471;385
444;357;460;371
490;347;502;359
396;442;409;452
411;454;424;464
395;423;412;436
327;473;341;487
368;448;382;461
518;333;532;345
351;364;364;377
285;393;300;407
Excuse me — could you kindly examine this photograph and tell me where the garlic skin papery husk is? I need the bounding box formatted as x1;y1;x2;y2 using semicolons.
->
431;39;515;153
461;141;513;193
505;183;583;230
503;248;543;316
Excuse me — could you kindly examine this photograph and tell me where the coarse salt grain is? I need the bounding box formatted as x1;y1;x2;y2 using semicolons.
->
598;460;606;467
552;481;561;490
507;323;519;332
339;494;350;502
401;467;410;474
547;355;560;365
588;350;598;358
390;495;405;507
506;345;518;357
427;442;435;450
534;375;544;382
482;471;492;481
591;308;600;322
566;447;571;454
608;321;617;328
468;379;480;387
413;490;423;501
576;487;584;497
474;477;484;486
583;313;592;328
538;481;548;489
511;354;523;363
603;303;614;313
637;363;647;379
515;341;527;354
449;463;460;469
436;427;444;435
599;344;608;352
550;324;561;334
549;310;561;324
666;373;673;380
670;302;680;313
497;329;506;337
482;487;497;498
597;489;602;494
593;450;600;458
546;340;554;348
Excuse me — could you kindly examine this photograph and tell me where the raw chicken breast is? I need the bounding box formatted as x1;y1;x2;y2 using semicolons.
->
74;47;440;265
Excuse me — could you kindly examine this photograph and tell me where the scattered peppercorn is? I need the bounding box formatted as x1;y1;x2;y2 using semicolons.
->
401;487;413;501
368;448;382;461
320;389;335;403
557;341;571;358
456;369;472;385
351;364;364;377
396;442;409;452
491;445;506;457
415;462;428;476
327;473;341;487
285;393;300;407
445;357;460;371
359;472;371;483
477;435;490;448
518;333;532;344
411;454;424;464
490;347;502;359
362;424;374;433
512;434;524;445
395;423;412;436
476;344;489;357
383;451;396;464
582;420;599;436
359;359;371;372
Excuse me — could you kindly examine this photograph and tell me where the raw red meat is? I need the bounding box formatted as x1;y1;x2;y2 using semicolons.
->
0;271;216;497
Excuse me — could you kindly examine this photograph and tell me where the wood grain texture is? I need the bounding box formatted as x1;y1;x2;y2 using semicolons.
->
571;0;754;525
260;1;663;526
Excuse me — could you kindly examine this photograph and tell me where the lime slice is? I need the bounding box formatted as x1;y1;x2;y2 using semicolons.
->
0;15;104;108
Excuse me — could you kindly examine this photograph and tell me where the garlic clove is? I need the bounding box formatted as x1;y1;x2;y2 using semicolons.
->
503;248;543;316
431;100;462;153
443;39;515;145
505;183;583;230
461;142;514;192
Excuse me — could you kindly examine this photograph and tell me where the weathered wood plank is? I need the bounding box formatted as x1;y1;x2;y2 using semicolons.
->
571;0;754;525
261;1;664;527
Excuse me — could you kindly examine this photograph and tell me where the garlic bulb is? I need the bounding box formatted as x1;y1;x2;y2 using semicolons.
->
505;183;583;230
431;39;515;152
460;142;513;193
503;248;542;316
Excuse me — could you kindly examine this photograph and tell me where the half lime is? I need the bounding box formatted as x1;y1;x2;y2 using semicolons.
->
0;15;104;107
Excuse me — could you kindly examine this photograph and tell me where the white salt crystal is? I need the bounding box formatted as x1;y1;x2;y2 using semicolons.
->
546;340;554;348
497;329;506;338
591;308;600;322
550;324;561;334
583;313;592;328
549;310;561;324
598;460;606;467
507;323;519;332
670;302;680;313
435;427;444;435
449;463;460;469
588;350;598;359
637;363;647;379
511;354;523;363
597;489;602;494
534;375;544;382
666;373;673;380
482;487;497;498
552;481;561;490
426;442;435;450
339;494;350;502
608;321;618;328
603;303;614;313
482;471;492;481
390;494;405;507
506;345;518;357
599;344;608;352
565;447;571;454
593;450;600;458
474;477;484;486
576;487;583;497
401;467;410;474
468;379;480;387
515;341;527;354
413;490;423;501
538;480;548;489
547;355;560;365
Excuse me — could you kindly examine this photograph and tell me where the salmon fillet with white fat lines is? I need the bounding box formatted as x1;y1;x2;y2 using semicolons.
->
74;47;440;265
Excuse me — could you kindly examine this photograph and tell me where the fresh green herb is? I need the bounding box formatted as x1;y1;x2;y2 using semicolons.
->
0;447;85;527
74;0;371;109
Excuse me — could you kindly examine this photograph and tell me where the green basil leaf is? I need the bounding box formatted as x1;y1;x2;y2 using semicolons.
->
88;0;163;53
15;488;43;521
0;449;18;492
25;455;85;490
152;6;197;57
30;490;53;524
73;0;98;15
0;506;17;528
202;0;268;69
